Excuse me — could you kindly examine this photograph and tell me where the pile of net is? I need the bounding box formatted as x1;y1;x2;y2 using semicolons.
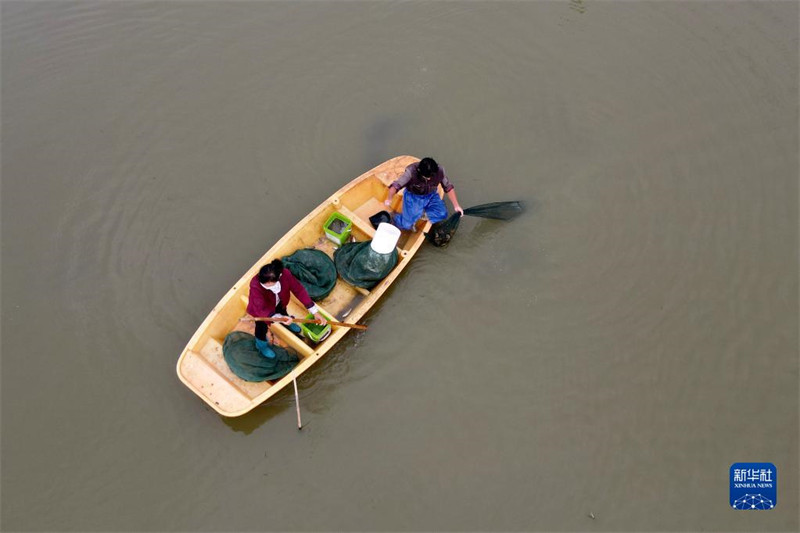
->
426;213;461;247
222;331;299;382
426;201;525;247
282;248;337;300
333;241;398;289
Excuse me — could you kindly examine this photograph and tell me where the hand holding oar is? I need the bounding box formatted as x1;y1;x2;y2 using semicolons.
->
240;316;368;331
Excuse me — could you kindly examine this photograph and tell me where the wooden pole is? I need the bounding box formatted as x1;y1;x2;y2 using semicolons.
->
293;379;302;430
239;316;368;330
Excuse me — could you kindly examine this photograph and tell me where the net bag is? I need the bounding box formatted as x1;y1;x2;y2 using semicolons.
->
334;241;398;289
463;201;524;220
222;331;299;382
426;212;461;247
282;248;337;300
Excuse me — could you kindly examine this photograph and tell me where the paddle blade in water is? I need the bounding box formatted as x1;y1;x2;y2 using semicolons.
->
426;212;461;247
463;201;524;220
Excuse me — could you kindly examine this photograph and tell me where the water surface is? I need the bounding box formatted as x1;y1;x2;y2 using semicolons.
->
2;1;797;531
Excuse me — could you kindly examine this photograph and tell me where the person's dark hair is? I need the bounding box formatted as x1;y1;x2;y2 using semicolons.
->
258;259;284;283
418;157;439;178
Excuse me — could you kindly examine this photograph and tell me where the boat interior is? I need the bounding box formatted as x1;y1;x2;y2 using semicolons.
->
178;170;432;414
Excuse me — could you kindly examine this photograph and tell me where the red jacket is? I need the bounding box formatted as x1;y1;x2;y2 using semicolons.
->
247;268;316;318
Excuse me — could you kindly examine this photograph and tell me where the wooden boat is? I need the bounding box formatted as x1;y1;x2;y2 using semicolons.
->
176;156;436;417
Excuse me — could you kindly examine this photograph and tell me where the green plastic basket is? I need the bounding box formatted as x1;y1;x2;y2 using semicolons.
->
299;310;333;343
323;212;353;246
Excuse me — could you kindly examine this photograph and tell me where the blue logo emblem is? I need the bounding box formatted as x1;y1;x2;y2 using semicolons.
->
730;463;776;510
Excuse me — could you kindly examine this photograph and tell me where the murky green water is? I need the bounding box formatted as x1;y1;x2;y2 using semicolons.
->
2;1;797;531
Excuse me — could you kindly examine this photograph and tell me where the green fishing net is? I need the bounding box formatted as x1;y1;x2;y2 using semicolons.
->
222;331;299;382
282;248;337;300
333;241;398;289
426;213;461;247
426;201;525;247
464;201;524;220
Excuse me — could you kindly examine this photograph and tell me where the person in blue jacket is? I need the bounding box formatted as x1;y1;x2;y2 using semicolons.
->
384;157;464;230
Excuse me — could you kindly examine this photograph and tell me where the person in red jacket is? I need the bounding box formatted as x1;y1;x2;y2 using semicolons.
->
247;259;327;356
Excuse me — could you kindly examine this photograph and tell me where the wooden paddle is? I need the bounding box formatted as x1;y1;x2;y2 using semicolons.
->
239;316;368;330
293;379;303;430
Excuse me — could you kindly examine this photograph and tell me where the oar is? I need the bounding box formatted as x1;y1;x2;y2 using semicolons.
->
293;379;303;430
239;316;368;330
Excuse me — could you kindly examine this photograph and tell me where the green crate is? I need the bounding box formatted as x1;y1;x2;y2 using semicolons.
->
323;212;352;246
299;310;333;343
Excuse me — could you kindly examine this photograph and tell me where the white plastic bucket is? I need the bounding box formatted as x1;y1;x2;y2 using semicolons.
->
370;222;401;254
